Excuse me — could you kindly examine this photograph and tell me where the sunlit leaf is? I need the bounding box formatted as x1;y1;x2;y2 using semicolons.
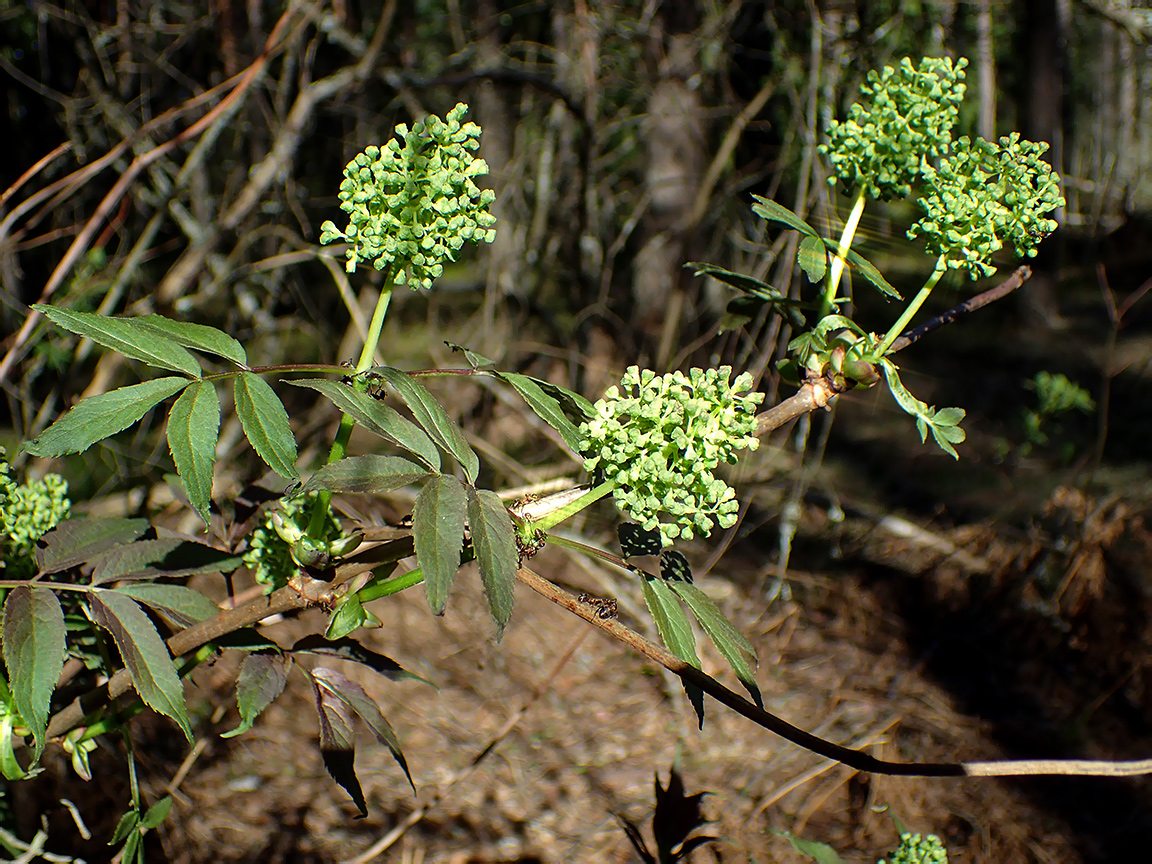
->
466;487;518;637
370;366;480;482
167;380;220;524
325;593;367;640
669;582;762;708
751;195;819;237
495;372;585;452
823;240;902;300
221;651;291;738
235;373;299;479
292;379;440;471
88;591;192;743
23;378;189;457
135;316;247;366
2;586;66;760
34;305;202;376
640;576;704;726
413;474;468;615
797;235;828;283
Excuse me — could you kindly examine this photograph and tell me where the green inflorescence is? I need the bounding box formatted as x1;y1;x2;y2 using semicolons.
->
877;832;949;864
319;102;497;285
242;497;341;592
908;133;1064;278
822;56;967;201
0;447;72;579
579;367;763;547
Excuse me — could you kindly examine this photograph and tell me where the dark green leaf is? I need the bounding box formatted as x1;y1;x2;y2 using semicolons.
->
111;584;220;628
300;455;433;497
466;488;518;637
2;586;66;760
312;666;414;793
669;582;762;708
620;523;662;558
36;517;150;575
88;591;192;743
495;372;585;452
136;316;247;366
370;367;480;482
139;795;172;830
110;809;139;845
414;475;469;615
23;378;190;457
797;235;828;283
167;380;220;524
325;593;367;640
640;577;704;726
310;667;365;817
660;550;693;583
90;537;242;585
235;373;299;479
822;241;901;300
221;651;291;738
34;306;202;376
292;379;440;471
531;378;595;420
291;635;433;685
751;195;819;237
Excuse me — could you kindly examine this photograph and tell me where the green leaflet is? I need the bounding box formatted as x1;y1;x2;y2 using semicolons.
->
669;582;762;708
34;306;202;376
24;377;190;457
466;487;518;637
88;590;193;743
135;315;247;365
235;373;299;479
292;378;440;471
167;380;221;524
370;366;480;482
221;651;290;739
640;576;704;726
300;454;434;497
1;586;66;761
413;474;468;615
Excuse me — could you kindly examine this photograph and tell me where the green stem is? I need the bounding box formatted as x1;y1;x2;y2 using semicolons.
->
822;187;867;316
527;481;615;533
876;257;947;355
307;272;395;538
357;566;425;603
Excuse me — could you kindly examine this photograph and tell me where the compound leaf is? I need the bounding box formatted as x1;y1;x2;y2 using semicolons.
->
669;582;761;708
641;576;704;726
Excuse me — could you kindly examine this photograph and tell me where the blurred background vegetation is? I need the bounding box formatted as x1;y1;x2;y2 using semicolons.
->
2;1;1152;861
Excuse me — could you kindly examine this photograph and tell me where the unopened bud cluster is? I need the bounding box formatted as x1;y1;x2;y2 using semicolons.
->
579;367;763;547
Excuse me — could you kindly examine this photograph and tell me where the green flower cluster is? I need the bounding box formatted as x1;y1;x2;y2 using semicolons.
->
319;102;497;286
823;57;967;201
0;448;71;579
242;497;341;592
908;133;1064;278
877;833;948;864
579;367;763;547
